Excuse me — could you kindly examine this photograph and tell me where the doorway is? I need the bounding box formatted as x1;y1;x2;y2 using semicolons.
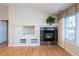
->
0;20;8;45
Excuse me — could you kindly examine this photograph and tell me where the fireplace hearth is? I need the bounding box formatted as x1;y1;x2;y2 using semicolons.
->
40;27;58;45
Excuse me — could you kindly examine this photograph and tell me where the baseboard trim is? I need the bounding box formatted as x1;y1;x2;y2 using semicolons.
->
0;41;8;44
58;44;75;56
65;48;75;56
8;44;40;47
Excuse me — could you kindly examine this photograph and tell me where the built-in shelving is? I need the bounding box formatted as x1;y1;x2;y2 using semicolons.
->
22;26;35;35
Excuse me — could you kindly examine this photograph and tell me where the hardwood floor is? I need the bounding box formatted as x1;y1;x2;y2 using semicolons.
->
0;43;72;56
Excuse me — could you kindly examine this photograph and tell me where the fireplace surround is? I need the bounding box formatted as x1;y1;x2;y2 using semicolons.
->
40;27;58;45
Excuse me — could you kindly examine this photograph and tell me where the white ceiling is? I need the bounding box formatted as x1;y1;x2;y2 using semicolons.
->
0;3;73;15
16;3;73;15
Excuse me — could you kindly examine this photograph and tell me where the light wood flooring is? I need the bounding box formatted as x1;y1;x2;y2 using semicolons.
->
0;43;72;56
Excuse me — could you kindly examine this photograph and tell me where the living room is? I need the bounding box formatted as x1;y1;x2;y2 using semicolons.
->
0;3;79;56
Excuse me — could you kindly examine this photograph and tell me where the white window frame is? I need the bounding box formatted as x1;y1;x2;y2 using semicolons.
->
65;15;75;41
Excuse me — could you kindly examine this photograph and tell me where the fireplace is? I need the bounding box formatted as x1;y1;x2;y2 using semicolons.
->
40;27;58;45
44;30;54;41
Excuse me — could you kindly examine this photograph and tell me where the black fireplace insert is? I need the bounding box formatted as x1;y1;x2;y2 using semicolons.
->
40;27;58;44
43;30;54;41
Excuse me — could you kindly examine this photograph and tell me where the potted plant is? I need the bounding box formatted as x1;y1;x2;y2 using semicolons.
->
46;16;55;25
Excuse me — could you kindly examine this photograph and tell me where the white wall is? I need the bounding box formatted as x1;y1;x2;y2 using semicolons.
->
0;6;8;20
8;4;50;46
12;4;49;25
58;18;65;49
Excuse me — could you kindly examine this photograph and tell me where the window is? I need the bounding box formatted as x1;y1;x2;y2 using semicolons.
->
65;15;75;40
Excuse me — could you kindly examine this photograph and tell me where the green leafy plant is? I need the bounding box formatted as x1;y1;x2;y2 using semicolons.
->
46;16;55;25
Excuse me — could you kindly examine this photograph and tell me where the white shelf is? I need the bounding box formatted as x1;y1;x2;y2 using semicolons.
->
22;26;35;35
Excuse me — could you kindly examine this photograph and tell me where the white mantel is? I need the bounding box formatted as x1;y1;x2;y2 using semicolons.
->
37;23;58;27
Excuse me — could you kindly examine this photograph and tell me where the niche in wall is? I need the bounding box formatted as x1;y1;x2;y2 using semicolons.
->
22;26;35;35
